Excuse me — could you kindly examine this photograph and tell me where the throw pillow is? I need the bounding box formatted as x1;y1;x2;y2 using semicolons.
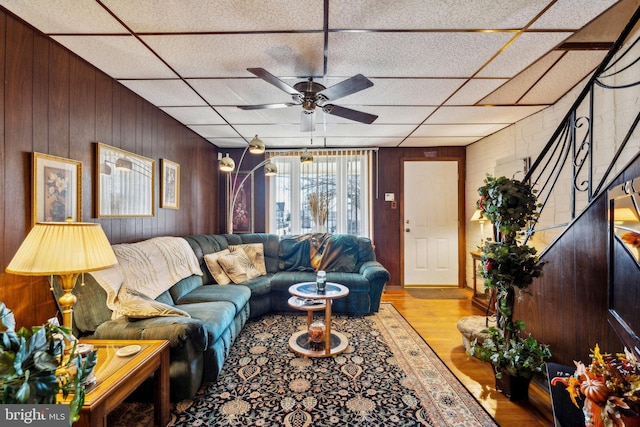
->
203;249;232;285
117;288;190;319
217;250;261;284
229;243;267;275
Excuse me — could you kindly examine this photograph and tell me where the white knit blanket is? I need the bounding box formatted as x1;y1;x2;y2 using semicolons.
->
91;236;203;316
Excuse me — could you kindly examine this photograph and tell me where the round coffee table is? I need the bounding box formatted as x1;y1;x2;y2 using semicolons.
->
288;282;349;357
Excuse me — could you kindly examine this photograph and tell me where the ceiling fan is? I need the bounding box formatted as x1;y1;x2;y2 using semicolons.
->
237;68;378;132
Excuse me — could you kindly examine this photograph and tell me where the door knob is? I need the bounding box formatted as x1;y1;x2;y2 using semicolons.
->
405;228;410;232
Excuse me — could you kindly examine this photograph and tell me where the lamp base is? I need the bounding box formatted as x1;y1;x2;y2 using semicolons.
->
57;273;80;331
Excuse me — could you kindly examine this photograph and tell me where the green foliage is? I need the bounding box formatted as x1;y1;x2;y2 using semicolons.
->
470;175;551;380
469;326;552;379
476;175;540;240
0;302;97;424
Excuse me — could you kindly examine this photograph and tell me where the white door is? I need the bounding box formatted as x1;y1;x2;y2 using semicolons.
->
403;161;459;286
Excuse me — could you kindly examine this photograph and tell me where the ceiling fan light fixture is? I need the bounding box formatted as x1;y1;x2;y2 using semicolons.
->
264;161;277;176
220;154;235;172
248;135;265;154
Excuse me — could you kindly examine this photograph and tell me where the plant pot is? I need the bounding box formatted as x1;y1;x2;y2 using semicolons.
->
494;370;531;401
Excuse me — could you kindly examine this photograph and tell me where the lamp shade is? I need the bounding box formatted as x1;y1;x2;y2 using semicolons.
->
470;209;484;222
6;222;117;276
248;135;265;154
220;154;235;172
300;151;313;164
264;161;277;176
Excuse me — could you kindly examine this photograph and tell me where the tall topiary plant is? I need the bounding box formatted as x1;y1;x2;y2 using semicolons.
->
469;175;551;400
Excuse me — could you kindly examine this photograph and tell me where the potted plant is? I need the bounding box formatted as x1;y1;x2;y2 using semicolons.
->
0;302;97;425
468;175;551;401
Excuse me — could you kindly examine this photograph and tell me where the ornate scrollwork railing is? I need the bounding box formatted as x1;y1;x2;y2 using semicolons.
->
523;7;640;250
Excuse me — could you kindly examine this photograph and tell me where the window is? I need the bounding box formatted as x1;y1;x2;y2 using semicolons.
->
267;150;373;237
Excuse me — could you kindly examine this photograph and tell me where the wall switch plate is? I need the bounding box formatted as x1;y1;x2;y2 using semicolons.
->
385;192;395;202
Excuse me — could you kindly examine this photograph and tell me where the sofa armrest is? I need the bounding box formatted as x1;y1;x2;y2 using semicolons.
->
92;316;207;352
359;261;390;312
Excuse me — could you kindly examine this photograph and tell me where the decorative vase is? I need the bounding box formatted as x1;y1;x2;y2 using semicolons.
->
494;370;531;402
308;320;325;343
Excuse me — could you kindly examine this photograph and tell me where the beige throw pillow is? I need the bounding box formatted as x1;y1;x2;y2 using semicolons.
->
230;243;267;275
118;288;190;319
203;249;232;285
217;250;261;284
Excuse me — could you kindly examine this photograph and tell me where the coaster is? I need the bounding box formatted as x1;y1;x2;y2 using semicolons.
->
116;344;141;357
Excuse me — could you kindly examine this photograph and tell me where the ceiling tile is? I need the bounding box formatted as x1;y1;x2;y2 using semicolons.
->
142;33;325;78
530;0;620;29
52;35;176;79
160;106;226;125
519;51;606;104
400;136;482;147
480;51;565;104
102;0;323;32
188;78;298;106
118;80;207;106
477;32;573;78
188;125;241;139
0;0;127;33
445;79;509;105
327;32;515;77
413;123;510;137
425;106;547;124
323;124;417;138
345;78;466;105
330;0;545;29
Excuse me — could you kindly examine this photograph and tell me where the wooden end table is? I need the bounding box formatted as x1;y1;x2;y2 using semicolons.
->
65;339;170;427
288;282;349;358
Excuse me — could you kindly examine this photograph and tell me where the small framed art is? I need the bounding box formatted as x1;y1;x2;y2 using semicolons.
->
32;152;82;225
161;159;180;209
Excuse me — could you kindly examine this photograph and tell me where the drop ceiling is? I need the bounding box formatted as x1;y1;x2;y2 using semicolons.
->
0;0;636;149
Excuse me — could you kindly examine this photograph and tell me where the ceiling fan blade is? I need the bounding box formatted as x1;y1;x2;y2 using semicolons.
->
323;104;378;124
247;68;301;97
301;110;316;132
316;74;373;103
238;102;298;110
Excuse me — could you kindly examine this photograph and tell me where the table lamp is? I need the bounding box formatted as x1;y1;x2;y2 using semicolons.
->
5;219;117;330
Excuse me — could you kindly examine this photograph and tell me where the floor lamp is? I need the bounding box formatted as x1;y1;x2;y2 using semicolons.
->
5;220;117;330
219;136;277;234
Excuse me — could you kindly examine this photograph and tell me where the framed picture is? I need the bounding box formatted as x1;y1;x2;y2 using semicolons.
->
160;159;180;209
232;172;253;233
32;152;82;225
96;142;154;218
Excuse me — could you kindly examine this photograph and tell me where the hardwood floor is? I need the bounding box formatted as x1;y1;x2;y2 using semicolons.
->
381;288;554;427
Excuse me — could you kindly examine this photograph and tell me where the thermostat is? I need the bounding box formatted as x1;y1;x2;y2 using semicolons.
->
384;193;395;202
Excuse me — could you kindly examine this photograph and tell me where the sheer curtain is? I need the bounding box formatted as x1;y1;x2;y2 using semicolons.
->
266;149;375;237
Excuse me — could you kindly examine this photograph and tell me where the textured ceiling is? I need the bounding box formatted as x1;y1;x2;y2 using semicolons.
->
0;0;636;150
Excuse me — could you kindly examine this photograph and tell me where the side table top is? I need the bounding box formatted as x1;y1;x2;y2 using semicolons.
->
289;282;349;300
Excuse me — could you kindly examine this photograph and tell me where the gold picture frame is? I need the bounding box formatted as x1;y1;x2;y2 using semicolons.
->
96;142;155;218
32;152;82;226
160;159;180;209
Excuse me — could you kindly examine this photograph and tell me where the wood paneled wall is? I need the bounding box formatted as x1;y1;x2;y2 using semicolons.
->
516;157;640;364
0;12;220;328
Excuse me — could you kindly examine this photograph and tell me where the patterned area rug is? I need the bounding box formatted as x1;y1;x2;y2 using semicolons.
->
108;303;497;426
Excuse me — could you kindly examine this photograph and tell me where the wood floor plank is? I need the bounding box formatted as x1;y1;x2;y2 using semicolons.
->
381;288;554;427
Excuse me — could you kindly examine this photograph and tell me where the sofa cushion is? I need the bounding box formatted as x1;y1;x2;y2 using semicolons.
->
118;288;191;319
203;249;232;285
178;301;237;344
279;237;313;272
230;243;267;275
218;251;261;283
173;283;251;314
168;274;204;303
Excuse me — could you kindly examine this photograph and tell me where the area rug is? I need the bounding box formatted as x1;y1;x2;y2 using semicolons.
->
406;288;468;299
108;303;496;426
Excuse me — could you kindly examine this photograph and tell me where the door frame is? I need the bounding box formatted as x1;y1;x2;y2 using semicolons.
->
400;157;466;288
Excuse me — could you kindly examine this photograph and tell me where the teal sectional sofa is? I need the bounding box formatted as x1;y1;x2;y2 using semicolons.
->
53;233;389;402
